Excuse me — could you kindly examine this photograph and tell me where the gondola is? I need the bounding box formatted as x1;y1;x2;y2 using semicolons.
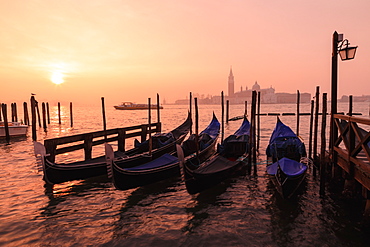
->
181;117;250;194
266;117;308;198
266;157;308;199
266;117;306;163
33;112;192;184
106;114;220;190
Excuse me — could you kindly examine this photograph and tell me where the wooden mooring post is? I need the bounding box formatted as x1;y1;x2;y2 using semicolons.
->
31;96;37;141
226;100;229;124
46;102;50;124
35;101;41;128
1;103;10;143
42;102;47;131
70;102;73;128
156;93;161;132
195;97;199;158
189;92;192;135
252;91;257;174
308;100;314;160
221;91;224;142
320;93;327;195
11;102;18;122
248;90;257;175
244;101;248;117
148;98;152;156
23;102;29;126
296;90;300;136
313;86;320;174
101;97;107;141
58;102;61;125
11;103;14;122
257;92;261;152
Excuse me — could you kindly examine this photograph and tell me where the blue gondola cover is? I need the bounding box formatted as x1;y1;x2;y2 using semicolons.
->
267;157;307;177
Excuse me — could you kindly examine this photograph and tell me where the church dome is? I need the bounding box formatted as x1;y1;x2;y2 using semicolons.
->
252;81;260;91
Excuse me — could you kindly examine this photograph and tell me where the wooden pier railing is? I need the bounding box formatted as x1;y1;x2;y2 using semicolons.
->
333;114;370;190
44;122;161;163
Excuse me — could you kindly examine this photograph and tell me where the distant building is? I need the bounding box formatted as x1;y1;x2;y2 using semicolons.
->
339;95;370;102
174;68;311;104
225;68;311;104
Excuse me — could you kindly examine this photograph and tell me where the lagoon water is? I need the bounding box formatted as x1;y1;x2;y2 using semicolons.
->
1;102;370;246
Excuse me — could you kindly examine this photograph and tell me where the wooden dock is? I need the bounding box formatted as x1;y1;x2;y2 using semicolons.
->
331;114;370;191
44;122;161;163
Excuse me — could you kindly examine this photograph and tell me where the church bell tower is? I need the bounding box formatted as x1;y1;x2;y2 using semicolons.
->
228;67;234;97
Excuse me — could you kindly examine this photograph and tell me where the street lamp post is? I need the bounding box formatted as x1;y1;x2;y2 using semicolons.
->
330;31;358;162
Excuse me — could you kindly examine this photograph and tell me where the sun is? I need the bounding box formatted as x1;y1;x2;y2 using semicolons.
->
51;71;65;85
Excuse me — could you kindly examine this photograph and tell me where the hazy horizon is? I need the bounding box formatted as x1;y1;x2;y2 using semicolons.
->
1;1;369;106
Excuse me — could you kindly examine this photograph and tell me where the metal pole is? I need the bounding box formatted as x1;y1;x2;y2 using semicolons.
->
330;31;339;163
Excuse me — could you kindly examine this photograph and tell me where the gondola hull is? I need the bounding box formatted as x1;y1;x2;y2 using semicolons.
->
183;154;248;194
34;113;192;184
42;158;108;184
110;153;181;190
267;157;307;199
266;117;306;162
108;114;220;190
110;137;219;190
182;117;250;194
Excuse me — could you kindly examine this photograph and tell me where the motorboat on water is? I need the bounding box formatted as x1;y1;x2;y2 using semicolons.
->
114;102;163;110
0;122;28;137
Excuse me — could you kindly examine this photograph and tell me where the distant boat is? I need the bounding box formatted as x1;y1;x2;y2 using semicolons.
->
114;102;163;110
0;122;28;137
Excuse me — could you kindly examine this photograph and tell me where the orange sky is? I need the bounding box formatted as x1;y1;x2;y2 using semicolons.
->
1;0;369;106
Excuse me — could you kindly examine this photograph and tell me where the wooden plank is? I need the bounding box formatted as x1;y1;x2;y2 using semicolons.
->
336;147;370;191
335;114;370;125
46;123;157;145
83;134;93;160
117;129;126;152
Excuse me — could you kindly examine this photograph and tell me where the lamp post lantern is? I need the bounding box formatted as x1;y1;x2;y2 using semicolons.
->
330;31;358;161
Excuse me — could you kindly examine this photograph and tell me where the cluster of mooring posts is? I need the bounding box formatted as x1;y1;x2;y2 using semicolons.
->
37;94;162;163
225;86;370;219
2;85;370;219
0;96;76;143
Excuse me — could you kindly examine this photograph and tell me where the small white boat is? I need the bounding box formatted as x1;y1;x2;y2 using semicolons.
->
0;122;28;137
114;102;163;110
